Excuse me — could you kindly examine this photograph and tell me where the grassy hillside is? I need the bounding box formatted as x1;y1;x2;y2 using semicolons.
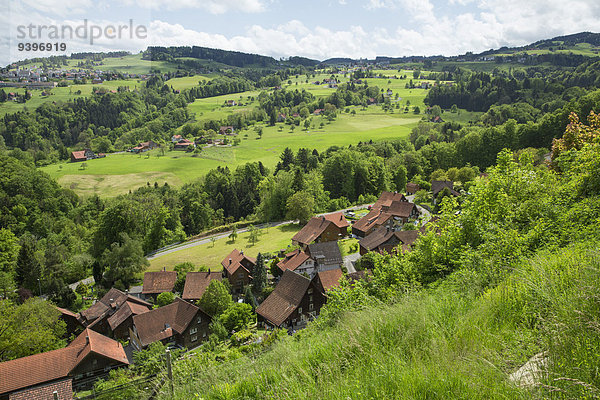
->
148;223;300;271
40;110;420;197
157;242;600;399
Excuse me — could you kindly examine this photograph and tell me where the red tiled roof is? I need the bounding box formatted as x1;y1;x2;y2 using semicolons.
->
182;271;223;300
142;271;177;294
71;151;86;160
323;212;349;229
132;299;205;347
352;209;393;236
256;270;311;327
0;329;128;395
385;201;418;218
221;249;255;276
316;268;343;292
56;306;78;319
359;226;422;253
80;288;152;324
292;214;347;246
276;249;311;272
107;301;151;331
372;191;406;210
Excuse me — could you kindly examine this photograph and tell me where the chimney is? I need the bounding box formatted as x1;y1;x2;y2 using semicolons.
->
85;336;89;345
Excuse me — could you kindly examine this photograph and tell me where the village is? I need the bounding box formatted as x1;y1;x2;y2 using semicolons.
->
0;182;462;399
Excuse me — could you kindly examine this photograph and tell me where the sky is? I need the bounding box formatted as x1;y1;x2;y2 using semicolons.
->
1;0;599;66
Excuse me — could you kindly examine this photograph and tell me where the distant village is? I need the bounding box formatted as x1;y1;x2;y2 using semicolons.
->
0;184;464;399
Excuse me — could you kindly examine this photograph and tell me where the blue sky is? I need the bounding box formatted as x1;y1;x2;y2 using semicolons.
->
2;0;599;66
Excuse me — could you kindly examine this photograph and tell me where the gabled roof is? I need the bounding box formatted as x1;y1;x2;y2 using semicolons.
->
431;180;460;197
71;150;86;160
307;241;342;266
132;299;206;347
359;226;421;253
372;191;406;210
0;329;128;395
385;201;418;218
323;212;350;229
182;271;223;300
80;288;151;324
315;268;344;292
256;270;312;327
79;300;110;322
56;306;78;319
107;301;152;331
352;209;393;235
221;249;256;276
276;249;311;272
406;182;421;193
142;271;177;294
292;213;348;246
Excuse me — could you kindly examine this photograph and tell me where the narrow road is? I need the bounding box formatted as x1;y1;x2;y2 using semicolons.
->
146;220;294;260
147;204;374;261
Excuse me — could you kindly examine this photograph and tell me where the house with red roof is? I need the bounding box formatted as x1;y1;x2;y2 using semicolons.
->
222;249;256;294
352;192;418;238
173;139;195;151
130;298;211;350
291;212;349;249
142;271;177;301
77;288;152;339
131;140;159;153
182;270;223;301
312;268;344;294
276;249;315;277
70;149;96;163
358;226;421;255
0;329;129;398
256;270;324;331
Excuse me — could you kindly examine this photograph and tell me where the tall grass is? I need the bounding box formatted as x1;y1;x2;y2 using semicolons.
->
156;242;600;399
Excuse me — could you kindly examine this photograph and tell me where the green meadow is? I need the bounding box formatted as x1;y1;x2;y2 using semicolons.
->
0;79;145;116
42;107;422;197
147;223;300;271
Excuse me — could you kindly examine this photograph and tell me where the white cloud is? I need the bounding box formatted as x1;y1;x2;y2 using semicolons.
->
121;0;265;14
366;0;435;23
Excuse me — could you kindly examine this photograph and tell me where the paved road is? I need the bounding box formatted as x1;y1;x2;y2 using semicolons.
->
147;204;374;261
146;220;294;261
68;204;375;290
69;276;94;291
406;194;432;226
343;253;361;274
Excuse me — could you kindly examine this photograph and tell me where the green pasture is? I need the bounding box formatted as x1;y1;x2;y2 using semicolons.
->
41;109;419;197
167;75;215;91
147;223;300;271
0;79;145;116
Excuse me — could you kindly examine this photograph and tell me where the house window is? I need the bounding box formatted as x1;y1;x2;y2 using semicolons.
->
308;288;313;294
309;303;314;311
309;295;313;303
298;307;302;314
197;317;202;324
190;327;198;334
203;332;206;337
191;335;197;342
